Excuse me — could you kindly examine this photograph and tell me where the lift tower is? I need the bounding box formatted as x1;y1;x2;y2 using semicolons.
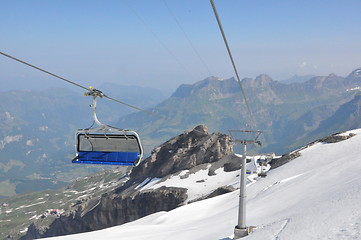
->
229;130;262;239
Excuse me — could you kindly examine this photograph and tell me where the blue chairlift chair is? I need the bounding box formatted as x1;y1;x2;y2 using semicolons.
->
72;87;143;167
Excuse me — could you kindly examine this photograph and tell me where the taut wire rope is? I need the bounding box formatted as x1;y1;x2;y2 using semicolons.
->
0;51;158;117
210;0;257;129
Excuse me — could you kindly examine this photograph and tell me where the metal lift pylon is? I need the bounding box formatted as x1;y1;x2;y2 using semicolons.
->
229;130;262;239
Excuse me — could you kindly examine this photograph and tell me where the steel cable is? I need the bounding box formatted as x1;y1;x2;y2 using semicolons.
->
0;51;158;117
210;0;257;129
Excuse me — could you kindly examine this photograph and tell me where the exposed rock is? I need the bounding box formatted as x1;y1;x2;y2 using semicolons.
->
205;186;235;199
270;131;356;170
269;152;301;170
208;154;242;174
188;186;235;204
127;124;233;183
320;133;355;143
223;160;241;172
207;168;216;176
21;125;234;239
22;187;187;239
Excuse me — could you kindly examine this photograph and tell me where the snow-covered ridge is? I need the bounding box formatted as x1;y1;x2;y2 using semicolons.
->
48;128;361;240
135;155;271;202
346;86;361;91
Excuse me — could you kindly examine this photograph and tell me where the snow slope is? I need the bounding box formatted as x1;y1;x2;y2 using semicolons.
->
48;129;361;240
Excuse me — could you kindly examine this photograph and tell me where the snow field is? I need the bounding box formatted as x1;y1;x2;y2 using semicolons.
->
46;129;361;240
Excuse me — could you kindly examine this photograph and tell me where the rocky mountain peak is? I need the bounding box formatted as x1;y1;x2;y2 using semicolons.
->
242;74;274;89
255;74;273;83
129;124;233;181
305;73;344;90
193;124;209;134
345;67;361;86
203;76;222;81
171;77;239;99
347;67;361;78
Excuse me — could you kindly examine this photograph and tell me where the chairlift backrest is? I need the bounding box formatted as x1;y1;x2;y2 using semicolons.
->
78;134;140;152
72;126;143;167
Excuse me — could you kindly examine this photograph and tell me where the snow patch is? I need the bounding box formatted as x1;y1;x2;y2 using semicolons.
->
39;126;49;132
3;111;14;121
15;201;46;210
29;215;39;220
338;128;361;136
148;166;239;201
262;172;307;193
5;209;13;214
147;156;270;202
0;135;23;150
346;86;361;91
136;178;161;191
0;219;11;223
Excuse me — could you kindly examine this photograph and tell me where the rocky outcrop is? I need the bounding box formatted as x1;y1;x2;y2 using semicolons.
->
171;77;239;99
187;185;235;204
269;152;301;170
320;132;355;143
21;125;235;239
126;124;233;184
269;131;356;170
23;187;187;239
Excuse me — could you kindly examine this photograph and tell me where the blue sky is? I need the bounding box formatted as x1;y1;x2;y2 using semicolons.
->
1;0;361;93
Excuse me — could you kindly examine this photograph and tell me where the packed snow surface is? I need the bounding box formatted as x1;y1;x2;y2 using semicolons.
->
48;129;361;240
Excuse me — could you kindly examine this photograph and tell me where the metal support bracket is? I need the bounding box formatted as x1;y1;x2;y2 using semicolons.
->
84;86;104;126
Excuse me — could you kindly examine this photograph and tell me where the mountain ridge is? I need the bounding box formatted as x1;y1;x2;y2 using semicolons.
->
118;67;361;155
2;68;361;198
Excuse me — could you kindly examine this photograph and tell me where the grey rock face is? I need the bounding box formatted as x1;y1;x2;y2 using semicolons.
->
128;124;233;182
269;152;302;170
22;187;187;239
21;125;234;239
320;133;355;143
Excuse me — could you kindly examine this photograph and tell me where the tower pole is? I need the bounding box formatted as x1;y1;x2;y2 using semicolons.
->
234;143;249;238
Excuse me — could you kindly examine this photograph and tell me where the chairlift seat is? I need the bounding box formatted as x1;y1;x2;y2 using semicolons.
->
72;125;143;167
74;151;140;166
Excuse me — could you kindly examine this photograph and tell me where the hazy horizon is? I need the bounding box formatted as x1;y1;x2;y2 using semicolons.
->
1;0;360;93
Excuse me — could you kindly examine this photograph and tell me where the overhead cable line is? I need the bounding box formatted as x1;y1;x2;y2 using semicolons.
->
0;51;158;117
0;51;88;91
209;0;257;129
163;0;213;77
125;1;196;81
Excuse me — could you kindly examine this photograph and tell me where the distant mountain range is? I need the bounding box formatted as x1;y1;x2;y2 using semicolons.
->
281;74;315;84
1;68;361;197
118;68;361;155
